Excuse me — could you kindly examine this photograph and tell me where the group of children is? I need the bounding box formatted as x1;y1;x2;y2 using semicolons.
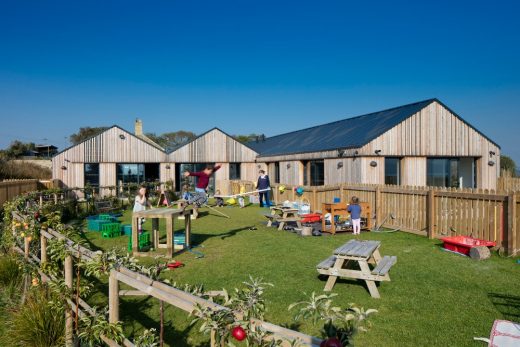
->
133;164;363;234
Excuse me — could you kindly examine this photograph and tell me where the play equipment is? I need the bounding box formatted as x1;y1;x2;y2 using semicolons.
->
87;214;119;232
278;185;286;193
127;231;151;251
301;213;322;223
441;236;495;259
120;224;132;236
295;186;304;196
101;223;121;238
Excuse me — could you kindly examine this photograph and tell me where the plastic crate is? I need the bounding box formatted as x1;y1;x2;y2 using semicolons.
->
98;214;117;221
128;232;151;251
87;219;109;232
174;233;186;245
101;223;122;238
120;224;132;236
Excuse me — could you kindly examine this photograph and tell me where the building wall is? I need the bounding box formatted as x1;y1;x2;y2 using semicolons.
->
324;158;362;185
280;161;303;185
400;157;427;186
169;128;257;163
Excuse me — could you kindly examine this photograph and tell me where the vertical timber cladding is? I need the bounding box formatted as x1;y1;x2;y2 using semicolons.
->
359;101;500;189
324;158;362;185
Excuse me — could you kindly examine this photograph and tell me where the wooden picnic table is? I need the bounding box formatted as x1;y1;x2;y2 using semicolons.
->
132;207;192;258
265;206;302;231
316;239;396;298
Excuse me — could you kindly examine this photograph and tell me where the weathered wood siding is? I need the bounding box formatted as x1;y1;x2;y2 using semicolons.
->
279;161;303;185
99;163;116;196
360;157;385;184
400;157;427;186
169;128;257;163
324;158;362;185
159;163;175;185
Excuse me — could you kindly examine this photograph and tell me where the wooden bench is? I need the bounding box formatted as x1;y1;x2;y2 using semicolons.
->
316;240;397;298
263;213;302;230
94;200;117;213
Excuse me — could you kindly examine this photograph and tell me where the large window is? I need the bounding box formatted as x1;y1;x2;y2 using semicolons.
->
385;158;401;185
84;163;99;189
427;158;459;187
274;162;280;184
229;163;241;180
303;160;325;186
116;163;160;187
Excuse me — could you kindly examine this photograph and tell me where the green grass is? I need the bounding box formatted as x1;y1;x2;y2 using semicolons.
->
77;204;520;347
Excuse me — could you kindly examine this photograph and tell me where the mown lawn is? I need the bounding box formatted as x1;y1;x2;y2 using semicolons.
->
78;203;520;347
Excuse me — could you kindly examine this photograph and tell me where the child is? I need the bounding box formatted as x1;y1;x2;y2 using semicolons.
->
238;184;246;208
256;170;271;207
348;196;362;235
133;186;151;232
184;164;221;193
215;189;225;207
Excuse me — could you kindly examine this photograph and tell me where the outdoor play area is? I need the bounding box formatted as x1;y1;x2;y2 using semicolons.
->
1;184;519;347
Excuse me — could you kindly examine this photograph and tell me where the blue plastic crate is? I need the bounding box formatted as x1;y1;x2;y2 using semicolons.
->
120;224;132;236
87;219;109;232
174;233;186;245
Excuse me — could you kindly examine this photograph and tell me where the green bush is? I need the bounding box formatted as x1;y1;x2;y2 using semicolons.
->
0;255;23;287
5;285;65;347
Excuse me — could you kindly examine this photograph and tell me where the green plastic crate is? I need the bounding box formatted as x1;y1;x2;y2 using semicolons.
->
127;232;151;251
101;223;122;238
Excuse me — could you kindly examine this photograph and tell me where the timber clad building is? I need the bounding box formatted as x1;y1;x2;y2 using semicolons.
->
52;99;500;196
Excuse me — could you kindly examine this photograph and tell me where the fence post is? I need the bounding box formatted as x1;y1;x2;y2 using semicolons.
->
64;255;74;347
507;193;517;255
375;186;382;228
40;233;47;264
427;190;436;239
312;187;317;213
109;270;120;324
24;236;30;260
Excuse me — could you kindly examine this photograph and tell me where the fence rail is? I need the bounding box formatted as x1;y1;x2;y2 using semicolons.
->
12;212;321;347
0;179;39;206
266;183;519;256
498;175;520;192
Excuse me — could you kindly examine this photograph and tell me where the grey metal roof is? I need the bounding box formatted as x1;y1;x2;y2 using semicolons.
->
248;98;500;157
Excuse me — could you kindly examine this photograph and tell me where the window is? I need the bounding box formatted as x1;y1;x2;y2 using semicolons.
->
116;164;145;186
427;158;459;187
303;160;324;186
274;162;280;184
84;163;99;190
385;158;401;185
229;163;241;180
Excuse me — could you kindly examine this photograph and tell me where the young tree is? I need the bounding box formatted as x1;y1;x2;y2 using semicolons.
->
233;133;263;144
146;131;196;152
2;140;36;158
500;155;517;176
69;127;109;145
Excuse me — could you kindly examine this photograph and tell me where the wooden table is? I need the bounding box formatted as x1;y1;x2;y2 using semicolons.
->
132;207;192;258
265;206;302;230
321;202;372;234
316;240;396;298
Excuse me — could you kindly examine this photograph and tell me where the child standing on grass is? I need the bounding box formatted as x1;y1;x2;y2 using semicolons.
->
348;196;362;235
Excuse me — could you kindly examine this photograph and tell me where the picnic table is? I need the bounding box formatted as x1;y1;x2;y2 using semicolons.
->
132;207;192;258
316;239;396;298
264;206;302;230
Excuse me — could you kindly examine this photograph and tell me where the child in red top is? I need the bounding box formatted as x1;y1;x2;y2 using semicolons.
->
184;164;221;193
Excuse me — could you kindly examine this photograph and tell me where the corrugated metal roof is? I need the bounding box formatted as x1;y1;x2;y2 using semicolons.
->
248;99;436;157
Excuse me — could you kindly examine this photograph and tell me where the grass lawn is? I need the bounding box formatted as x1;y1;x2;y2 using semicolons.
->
78;203;520;347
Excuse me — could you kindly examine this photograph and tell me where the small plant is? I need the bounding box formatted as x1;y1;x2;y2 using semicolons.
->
78;306;125;346
289;292;377;346
134;328;160;347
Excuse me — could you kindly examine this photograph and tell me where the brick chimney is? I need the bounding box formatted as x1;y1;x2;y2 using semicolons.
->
135;118;143;136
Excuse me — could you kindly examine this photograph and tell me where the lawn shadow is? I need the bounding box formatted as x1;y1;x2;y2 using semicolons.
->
121;296;210;347
488;292;520;321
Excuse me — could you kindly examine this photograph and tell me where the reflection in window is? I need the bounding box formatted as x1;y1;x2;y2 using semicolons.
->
229;163;241;180
385;158;401;185
84;163;99;191
427;158;459;187
303;160;325;186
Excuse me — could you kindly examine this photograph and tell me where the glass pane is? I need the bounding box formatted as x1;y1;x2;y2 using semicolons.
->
385;158;400;185
310;160;324;186
229;163;241;180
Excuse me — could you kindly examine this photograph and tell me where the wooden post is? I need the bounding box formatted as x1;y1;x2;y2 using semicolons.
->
64;255;74;347
166;216;173;258
312;187;317;213
152;218;159;249
39;194;43;207
109;270;120;323
507;193;517;255
40;233;47;264
54;193;58;205
24;236;30;260
375;186;382;228
340;184;344;202
132;215;139;255
427;190;436;239
184;212;191;248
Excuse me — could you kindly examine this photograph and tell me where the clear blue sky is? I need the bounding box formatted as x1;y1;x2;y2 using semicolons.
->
0;0;519;164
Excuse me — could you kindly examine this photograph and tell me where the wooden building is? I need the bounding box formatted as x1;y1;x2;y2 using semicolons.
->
52;99;500;195
248;99;500;190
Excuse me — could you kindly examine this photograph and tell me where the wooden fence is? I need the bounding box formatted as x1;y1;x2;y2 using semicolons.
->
267;183;520;256
498;176;520;192
12;213;321;347
0;179;39;206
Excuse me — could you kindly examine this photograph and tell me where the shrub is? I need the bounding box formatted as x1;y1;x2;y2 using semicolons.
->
5;285;65;347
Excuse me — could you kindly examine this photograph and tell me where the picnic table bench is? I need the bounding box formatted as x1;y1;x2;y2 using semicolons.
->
94;199;118;213
316;239;397;298
264;206;302;230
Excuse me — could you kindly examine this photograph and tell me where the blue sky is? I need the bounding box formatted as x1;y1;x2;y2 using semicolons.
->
0;0;519;163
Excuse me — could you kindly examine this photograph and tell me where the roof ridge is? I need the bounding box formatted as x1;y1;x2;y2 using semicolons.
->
260;98;436;141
